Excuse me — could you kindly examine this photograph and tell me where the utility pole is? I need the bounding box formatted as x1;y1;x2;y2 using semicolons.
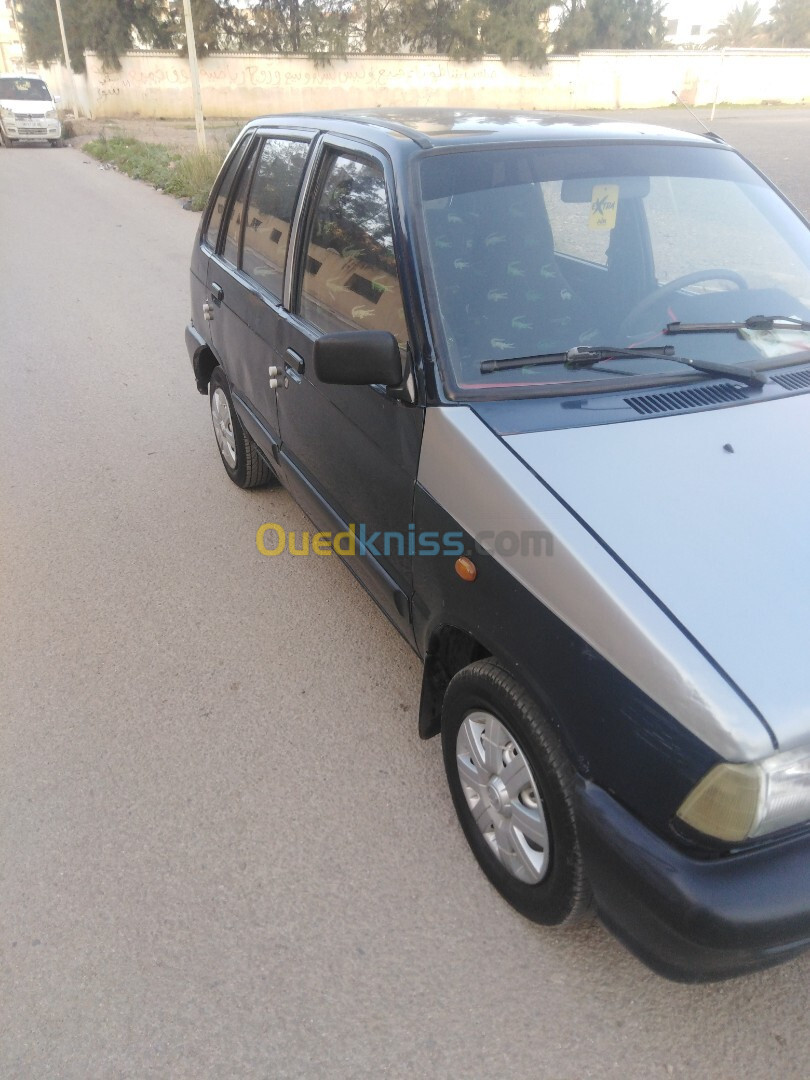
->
181;0;206;151
53;0;81;118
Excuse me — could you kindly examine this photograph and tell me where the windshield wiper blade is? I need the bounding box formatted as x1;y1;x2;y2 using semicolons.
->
480;344;675;374
666;314;810;335
564;345;768;387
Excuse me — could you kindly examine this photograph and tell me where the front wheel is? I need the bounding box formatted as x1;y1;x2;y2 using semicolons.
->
442;658;592;925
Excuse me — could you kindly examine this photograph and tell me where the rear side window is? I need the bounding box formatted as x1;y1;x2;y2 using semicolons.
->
241;138;310;299
298;154;408;345
221;141;258;267
203;136;251;250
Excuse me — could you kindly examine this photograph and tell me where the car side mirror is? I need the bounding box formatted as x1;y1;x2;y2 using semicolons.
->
314;330;404;388
53;95;61;104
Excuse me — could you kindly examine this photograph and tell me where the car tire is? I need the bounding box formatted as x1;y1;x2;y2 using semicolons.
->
209;366;273;489
442;658;592;926
49;139;63;148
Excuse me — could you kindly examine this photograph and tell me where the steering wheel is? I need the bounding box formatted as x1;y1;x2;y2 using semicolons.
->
619;269;748;336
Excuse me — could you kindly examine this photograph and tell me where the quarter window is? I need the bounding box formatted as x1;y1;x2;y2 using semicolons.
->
221;141;257;267
242;138;310;299
299;155;408;345
204;136;251;251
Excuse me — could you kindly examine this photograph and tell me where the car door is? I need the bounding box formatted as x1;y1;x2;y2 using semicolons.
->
229;132;313;457
276;141;424;641
193;133;253;359
205;135;285;443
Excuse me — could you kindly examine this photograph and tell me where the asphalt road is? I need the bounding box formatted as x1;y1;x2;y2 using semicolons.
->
2;112;810;1079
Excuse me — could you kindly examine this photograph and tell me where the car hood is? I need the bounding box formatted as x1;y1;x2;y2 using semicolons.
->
505;392;810;754
0;99;52;113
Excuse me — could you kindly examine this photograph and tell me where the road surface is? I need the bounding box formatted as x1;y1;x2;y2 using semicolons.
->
2;112;810;1078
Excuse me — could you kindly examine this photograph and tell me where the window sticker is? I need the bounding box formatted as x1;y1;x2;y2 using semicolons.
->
589;184;619;231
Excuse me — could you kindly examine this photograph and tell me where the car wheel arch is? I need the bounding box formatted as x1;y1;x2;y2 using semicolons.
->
419;623;578;759
193;343;220;395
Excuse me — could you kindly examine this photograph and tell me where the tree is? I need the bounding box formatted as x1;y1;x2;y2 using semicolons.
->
768;0;810;46
19;0;246;69
553;0;666;52
706;2;768;46
452;0;552;65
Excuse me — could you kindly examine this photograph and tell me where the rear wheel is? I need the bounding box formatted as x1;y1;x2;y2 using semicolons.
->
209;366;273;489
442;658;592;925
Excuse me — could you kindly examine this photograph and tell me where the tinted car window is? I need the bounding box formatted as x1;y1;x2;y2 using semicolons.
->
299;155;408;344
222;141;258;267
241;138;310;299
0;77;51;101
204;136;251;251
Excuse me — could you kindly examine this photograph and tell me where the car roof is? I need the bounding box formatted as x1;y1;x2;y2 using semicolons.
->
245;107;720;154
0;73;49;81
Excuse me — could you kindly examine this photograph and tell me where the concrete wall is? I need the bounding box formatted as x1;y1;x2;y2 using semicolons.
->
42;48;810;120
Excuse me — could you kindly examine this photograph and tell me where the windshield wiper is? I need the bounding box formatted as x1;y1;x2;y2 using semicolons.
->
666;314;810;335
481;344;675;374
564;345;767;386
481;345;767;387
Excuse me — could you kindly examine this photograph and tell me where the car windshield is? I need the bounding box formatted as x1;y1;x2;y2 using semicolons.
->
417;142;810;398
0;77;51;101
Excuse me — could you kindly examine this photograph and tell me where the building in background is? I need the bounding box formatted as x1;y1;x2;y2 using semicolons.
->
663;0;739;45
0;0;24;71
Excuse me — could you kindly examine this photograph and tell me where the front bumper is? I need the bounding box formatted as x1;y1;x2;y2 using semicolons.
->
1;117;61;141
576;779;810;981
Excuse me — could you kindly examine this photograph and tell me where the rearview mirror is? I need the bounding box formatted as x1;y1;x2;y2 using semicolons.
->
314;331;403;387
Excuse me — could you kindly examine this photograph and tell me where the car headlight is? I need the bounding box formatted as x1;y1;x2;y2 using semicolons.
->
45;108;58;120
0;106;13;119
677;745;810;842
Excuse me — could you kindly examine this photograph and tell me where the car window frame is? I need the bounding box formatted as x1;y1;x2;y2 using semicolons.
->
287;135;418;358
200;131;255;256
236;128;315;305
219;137;264;269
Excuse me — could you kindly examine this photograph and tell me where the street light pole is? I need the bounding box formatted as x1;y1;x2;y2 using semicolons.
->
181;0;206;151
53;0;81;118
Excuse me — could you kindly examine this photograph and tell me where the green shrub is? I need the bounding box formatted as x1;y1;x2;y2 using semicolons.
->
83;136;226;208
166;147;227;210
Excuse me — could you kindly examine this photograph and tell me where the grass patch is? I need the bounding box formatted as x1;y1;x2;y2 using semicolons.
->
83;134;226;210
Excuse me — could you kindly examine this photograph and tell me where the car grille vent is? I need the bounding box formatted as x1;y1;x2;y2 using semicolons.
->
624;383;748;415
771;368;810;391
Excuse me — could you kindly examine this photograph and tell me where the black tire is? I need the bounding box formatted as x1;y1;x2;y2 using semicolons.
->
208;365;273;489
49;139;63;148
442;658;592;926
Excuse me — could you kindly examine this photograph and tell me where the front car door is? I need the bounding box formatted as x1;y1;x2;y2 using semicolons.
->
275;140;424;640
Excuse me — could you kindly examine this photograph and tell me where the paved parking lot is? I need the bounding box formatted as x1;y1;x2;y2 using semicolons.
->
2;108;810;1078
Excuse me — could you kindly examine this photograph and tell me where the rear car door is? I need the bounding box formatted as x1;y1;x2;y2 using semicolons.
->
276;141;424;640
205;136;280;439
192;132;253;362
228;133;313;457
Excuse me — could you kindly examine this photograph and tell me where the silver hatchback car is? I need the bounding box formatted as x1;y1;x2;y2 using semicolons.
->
187;110;810;981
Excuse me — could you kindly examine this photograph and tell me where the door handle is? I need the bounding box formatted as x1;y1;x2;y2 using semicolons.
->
210;281;224;304
285;348;305;375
